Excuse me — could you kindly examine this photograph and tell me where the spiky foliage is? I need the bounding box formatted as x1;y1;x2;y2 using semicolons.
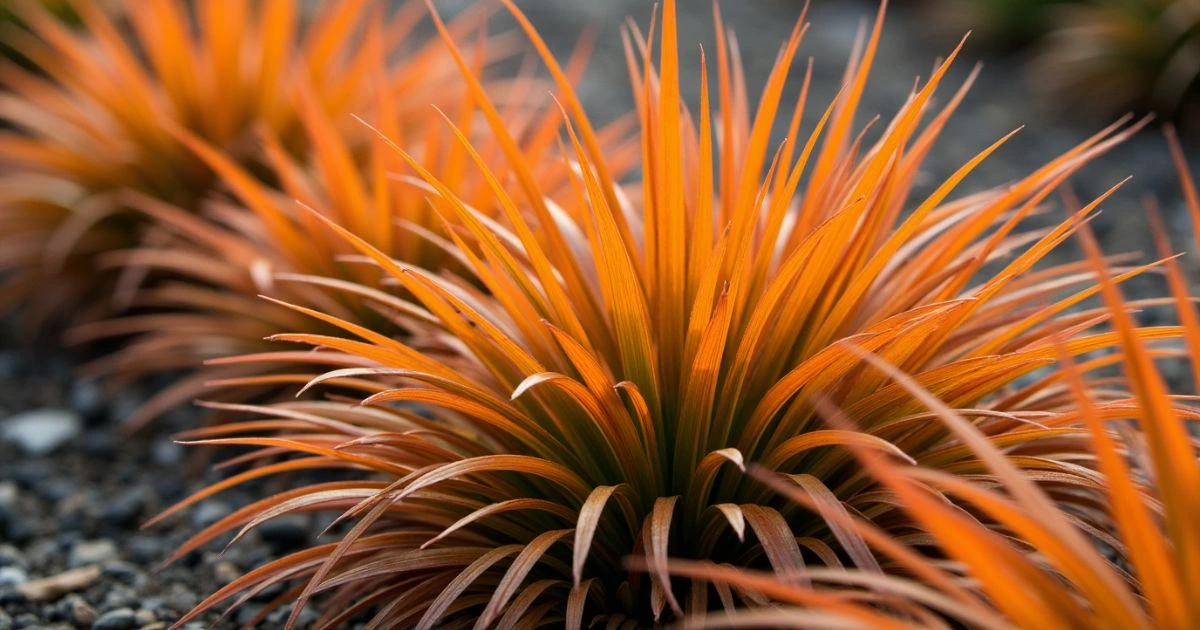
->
55;30;635;432
161;0;1177;626
669;135;1200;629
1033;0;1200;123
0;0;82;62
0;0;471;330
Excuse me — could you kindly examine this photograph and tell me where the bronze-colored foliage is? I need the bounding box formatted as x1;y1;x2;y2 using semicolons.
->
668;131;1200;629
1033;0;1200;123
57;28;637;431
0;0;468;331
153;0;1184;627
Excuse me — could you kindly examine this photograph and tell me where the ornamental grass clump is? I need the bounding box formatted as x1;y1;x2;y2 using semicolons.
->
58;33;635;431
1033;0;1200;124
0;0;472;330
668;135;1200;630
158;0;1178;626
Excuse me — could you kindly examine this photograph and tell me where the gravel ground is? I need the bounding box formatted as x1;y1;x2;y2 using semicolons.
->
1;1;1196;629
0;353;331;630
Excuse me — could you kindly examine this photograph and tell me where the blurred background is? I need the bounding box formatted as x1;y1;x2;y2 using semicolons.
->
0;1;1196;628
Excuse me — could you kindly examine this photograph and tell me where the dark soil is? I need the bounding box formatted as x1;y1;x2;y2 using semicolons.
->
1;1;1195;629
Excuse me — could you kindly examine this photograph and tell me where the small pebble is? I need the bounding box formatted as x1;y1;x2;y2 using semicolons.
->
81;430;116;457
68;380;107;425
101;561;140;585
255;515;310;551
213;560;239;584
234;604;265;627
62;593;97;626
91;608;136;630
100;487;149;527
101;584;137;611
190;501;231;529
0;609;11;630
0;566;26;588
1;409;81;456
133;609;156;626
0;588;26;606
0;545;25;569
150;440;183;466
17;565;101;601
126;536;162;565
69;540;118;568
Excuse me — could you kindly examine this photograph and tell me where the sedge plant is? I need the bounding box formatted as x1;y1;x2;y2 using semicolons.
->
1033;0;1200;124
0;0;480;331
54;28;636;431
666;142;1200;629
155;0;1181;626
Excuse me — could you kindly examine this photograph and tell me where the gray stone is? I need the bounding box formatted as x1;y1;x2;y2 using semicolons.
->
0;545;25;569
1;409;81;456
255;515;310;551
190;501;231;529
0;483;15;509
68;540;117;568
68;380;106;424
100;561;140;584
150;440;183;466
133;609;156;626
61;594;97;626
91;608;136;630
0;566;26;588
100;584;136;611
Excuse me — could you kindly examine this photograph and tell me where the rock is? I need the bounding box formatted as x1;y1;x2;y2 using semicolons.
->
126;536;162;565
0;545;24;569
133;609;156;626
249;580;285;603
68;380;107;425
255;515;310;551
1;409;81;456
81;430;116;457
150;440;182;466
190;501;231;529
213;560;239;584
0;566;26;588
91;608;136;630
39;479;78;503
69;540;117;568
16;565;101;601
3;519;32;544
163;585;197;614
0;608;10;630
24;539;60;568
61;594;97;626
0;483;15;541
100;487;150;527
109;396;143;431
0;351;16;379
0;588;25;606
100;561;140;585
265;605;318;628
0;482;15;509
234;604;265;627
100;584;136;611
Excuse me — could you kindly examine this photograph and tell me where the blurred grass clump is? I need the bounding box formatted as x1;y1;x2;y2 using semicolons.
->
923;0;1200;126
